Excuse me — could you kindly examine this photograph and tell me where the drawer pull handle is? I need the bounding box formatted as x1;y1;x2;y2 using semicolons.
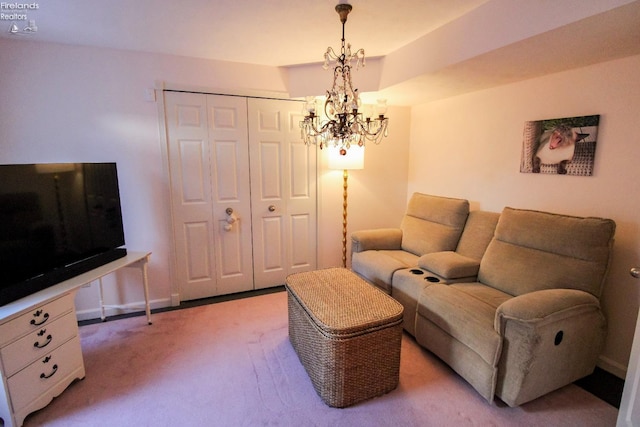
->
40;364;58;379
30;311;50;326
34;334;53;349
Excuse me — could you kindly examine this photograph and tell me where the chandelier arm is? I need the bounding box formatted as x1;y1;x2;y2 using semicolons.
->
303;117;330;137
324;94;335;120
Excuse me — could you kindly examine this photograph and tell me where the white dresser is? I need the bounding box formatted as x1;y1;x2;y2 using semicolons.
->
0;251;151;427
0;291;85;427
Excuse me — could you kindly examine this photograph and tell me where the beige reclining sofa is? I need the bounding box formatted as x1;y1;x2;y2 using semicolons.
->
351;194;616;406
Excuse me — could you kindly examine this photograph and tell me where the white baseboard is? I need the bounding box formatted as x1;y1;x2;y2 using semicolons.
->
597;354;627;380
75;297;172;322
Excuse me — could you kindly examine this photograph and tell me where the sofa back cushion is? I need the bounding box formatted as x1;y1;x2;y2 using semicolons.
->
455;210;500;261
478;207;616;298
400;193;469;256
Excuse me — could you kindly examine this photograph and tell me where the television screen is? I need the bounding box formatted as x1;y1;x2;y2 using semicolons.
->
0;163;126;305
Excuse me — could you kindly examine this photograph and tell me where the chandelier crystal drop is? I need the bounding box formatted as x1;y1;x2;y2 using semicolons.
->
300;3;389;155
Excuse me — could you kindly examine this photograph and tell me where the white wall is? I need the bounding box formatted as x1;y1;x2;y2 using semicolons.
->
408;54;640;377
0;38;284;317
0;38;410;318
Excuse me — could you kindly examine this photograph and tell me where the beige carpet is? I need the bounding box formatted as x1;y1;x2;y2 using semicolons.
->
22;291;617;426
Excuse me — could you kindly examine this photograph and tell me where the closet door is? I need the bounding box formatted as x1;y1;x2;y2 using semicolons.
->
164;92;253;301
206;94;253;295
248;98;317;289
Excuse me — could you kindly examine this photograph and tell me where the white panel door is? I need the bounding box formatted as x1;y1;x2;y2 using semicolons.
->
165;92;253;301
165;91;216;301
248;98;317;289
207;94;253;296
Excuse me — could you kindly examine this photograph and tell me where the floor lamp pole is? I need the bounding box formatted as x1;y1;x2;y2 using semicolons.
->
341;169;349;268
328;146;363;269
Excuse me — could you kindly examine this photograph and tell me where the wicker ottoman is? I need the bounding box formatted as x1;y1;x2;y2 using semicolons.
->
285;268;404;407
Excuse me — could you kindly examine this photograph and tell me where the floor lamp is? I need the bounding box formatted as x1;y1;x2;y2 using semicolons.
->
328;145;364;268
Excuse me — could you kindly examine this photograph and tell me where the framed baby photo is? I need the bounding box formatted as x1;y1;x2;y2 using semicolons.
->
520;115;600;176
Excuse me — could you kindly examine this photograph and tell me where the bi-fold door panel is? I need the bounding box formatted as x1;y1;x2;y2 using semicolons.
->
207;96;253;296
165;92;253;301
289;140;316;270
248;98;317;289
253;139;286;282
165;92;217;301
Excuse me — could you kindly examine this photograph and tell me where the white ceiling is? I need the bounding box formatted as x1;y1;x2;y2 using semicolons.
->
1;0;490;65
2;0;640;104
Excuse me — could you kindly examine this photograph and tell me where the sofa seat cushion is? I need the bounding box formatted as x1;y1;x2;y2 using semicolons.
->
352;250;419;293
418;251;480;279
417;283;512;366
390;268;433;336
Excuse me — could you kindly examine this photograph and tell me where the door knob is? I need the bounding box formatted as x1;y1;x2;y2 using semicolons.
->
631;267;640;279
268;205;276;212
224;207;237;231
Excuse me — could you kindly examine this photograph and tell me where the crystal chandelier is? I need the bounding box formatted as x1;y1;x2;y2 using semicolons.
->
300;3;389;155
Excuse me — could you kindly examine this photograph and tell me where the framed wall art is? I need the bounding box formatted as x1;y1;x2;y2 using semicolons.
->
520;115;600;176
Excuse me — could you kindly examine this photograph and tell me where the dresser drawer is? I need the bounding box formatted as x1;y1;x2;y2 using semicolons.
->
1;312;79;377
7;335;84;413
0;293;75;347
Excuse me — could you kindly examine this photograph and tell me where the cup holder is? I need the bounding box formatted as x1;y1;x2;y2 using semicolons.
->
425;276;440;283
409;269;424;275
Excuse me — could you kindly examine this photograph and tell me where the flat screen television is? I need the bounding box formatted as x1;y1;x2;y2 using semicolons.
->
0;163;127;306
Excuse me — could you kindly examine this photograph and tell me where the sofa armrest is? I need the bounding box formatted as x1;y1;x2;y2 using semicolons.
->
493;288;606;406
494;288;601;332
351;228;402;253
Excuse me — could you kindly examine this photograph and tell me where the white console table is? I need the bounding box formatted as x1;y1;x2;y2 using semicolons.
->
94;251;152;324
0;250;152;427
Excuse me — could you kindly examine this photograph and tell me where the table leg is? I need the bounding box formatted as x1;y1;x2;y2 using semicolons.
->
99;277;106;322
141;255;152;325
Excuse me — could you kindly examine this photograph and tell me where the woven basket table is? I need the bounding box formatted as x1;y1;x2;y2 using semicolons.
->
285;268;404;407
